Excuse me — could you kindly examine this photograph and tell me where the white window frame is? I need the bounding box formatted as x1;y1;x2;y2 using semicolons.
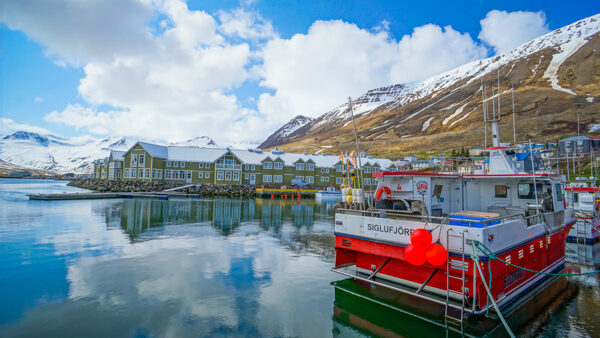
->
131;154;137;167
206;163;211;169
274;175;282;183
245;165;249;170
205;172;210;179
296;163;304;170
199;163;204;169
217;171;224;180
295;176;304;180
180;162;185;168
138;168;144;179
225;171;232;180
336;165;343;172
173;162;178;168
306;176;314;183
139;154;145;166
198;172;204;178
263;174;272;182
124;168;129;178
251;165;255;171
306;163;314;171
336;177;343;185
233;172;240;181
274;162;283;170
364;166;371;173
264;161;272;169
321;176;330;182
166;161;171;167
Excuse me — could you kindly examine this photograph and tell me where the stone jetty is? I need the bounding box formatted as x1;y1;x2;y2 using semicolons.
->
67;179;256;197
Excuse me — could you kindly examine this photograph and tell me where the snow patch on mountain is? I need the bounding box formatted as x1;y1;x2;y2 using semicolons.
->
171;136;217;147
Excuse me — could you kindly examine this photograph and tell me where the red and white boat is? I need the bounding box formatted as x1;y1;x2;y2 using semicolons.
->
332;121;576;324
564;185;600;243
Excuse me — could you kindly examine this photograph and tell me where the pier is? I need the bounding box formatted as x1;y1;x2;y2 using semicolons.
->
255;188;316;198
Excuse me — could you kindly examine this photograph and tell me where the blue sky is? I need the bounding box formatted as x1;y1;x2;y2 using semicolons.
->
1;0;598;144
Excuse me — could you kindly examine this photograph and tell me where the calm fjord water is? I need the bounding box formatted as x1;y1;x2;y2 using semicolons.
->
0;179;599;337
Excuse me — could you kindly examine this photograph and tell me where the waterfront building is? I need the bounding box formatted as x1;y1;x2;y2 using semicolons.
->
94;141;397;187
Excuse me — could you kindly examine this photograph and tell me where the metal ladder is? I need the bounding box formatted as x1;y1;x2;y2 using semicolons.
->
445;228;467;335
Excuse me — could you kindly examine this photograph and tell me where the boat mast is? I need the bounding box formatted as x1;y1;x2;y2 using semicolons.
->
511;84;516;145
348;97;363;189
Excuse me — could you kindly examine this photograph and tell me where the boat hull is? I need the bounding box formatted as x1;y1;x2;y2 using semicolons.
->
335;223;572;312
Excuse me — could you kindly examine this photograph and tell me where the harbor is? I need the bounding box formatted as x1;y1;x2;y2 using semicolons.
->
1;178;599;336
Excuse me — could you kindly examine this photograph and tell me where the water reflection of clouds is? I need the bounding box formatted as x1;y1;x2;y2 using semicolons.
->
1;188;339;336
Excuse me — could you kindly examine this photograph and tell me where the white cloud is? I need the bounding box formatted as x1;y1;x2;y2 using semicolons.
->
217;8;277;41
479;10;550;54
258;20;486;121
0;118;55;135
33;97;44;103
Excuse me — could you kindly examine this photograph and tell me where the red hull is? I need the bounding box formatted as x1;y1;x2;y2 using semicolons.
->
335;224;572;310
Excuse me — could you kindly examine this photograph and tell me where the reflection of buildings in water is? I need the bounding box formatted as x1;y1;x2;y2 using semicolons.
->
565;242;600;286
98;197;333;239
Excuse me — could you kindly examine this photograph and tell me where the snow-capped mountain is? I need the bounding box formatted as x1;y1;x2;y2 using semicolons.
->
171;136;217;147
262;13;600;154
259;115;313;148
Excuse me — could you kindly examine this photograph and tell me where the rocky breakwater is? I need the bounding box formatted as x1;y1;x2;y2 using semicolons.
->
67;179;256;197
67;179;184;192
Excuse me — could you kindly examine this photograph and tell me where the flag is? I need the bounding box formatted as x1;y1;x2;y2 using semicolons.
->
338;152;343;160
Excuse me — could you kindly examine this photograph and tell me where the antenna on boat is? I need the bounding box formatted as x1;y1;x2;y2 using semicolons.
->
481;78;488;148
511;84;516;145
348;97;364;190
529;140;541;217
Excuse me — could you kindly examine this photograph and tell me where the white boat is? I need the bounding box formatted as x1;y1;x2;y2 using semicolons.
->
565;184;600;243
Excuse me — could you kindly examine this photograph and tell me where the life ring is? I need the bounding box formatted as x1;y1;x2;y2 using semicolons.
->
375;186;392;200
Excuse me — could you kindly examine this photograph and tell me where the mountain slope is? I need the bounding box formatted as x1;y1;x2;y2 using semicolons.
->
262;14;600;156
259;115;313;148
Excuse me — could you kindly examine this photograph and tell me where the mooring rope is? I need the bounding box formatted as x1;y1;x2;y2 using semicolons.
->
472;240;600;276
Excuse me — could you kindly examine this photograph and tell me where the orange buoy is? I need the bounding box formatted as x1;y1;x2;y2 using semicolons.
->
411;229;432;249
404;244;426;266
271;194;274;199
280;195;283;199
425;244;447;266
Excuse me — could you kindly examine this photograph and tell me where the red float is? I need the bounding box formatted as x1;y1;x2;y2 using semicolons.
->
410;228;432;249
404;244;426;266
425;244;447;266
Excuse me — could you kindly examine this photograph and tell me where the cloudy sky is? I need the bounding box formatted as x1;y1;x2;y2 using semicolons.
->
1;0;597;145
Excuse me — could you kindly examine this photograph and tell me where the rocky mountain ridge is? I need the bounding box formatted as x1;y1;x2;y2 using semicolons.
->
262;13;600;157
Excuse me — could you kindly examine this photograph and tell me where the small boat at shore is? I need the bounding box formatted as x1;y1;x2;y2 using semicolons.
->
316;187;342;200
332;115;576;333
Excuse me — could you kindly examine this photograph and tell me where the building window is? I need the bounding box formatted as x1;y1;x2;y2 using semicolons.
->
205;172;210;179
173;162;178;168
217;171;224;180
274;175;282;183
145;169;150;178
296;163;305;170
364;166;371;173
199;163;204;168
165;170;171;179
336;177;343;185
251;165;255;170
295;176;304;180
131;169;137;178
321;176;330;182
167;161;171;167
321;168;329;174
264;161;272;169
306;176;314;183
206;163;210;169
198;172;204;178
263;175;272;182
274;162;283;169
138;168;144;179
364;178;371;185
157;169;162;179
225;172;232;180
306;164;314;171
233;172;240;181
131;154;137;167
139;154;145;166
245;173;249;179
181;162;185;168
245;165;249;170
124;168;129;178
336;165;343;172
494;185;508;198
187;171;192;179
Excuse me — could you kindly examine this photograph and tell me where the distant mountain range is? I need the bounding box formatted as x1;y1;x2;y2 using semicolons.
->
0;132;217;173
260;13;600;156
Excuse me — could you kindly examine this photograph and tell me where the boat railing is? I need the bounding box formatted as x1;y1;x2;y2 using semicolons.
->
336;208;527;228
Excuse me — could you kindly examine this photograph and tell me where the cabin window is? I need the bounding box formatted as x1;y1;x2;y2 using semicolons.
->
555;184;563;202
518;183;542;199
494;185;508;198
433;184;443;200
